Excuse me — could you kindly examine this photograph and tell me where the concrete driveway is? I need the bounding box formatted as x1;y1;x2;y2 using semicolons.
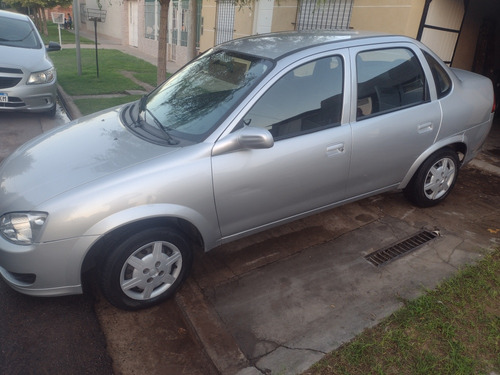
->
99;120;500;375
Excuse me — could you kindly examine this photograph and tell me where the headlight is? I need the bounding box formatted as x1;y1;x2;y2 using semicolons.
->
0;212;48;245
27;68;55;85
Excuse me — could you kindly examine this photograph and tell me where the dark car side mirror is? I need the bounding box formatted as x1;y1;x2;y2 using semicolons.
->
46;41;61;52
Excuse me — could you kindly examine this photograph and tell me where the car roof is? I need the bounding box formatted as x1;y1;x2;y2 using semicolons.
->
0;9;31;21
217;30;411;60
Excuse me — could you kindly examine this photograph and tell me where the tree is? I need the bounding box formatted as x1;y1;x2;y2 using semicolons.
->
3;0;72;36
156;0;198;84
157;0;170;85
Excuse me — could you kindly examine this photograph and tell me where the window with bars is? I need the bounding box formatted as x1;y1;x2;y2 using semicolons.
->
215;0;235;45
145;0;160;40
296;0;352;30
170;0;189;47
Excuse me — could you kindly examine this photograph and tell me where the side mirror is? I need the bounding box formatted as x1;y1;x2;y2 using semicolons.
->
212;126;274;156
46;41;61;52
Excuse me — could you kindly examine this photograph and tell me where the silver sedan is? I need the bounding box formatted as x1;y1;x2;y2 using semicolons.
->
0;10;60;116
0;31;494;309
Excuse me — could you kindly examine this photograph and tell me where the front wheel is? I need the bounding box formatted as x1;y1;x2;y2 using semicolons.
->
99;227;193;310
404;148;459;208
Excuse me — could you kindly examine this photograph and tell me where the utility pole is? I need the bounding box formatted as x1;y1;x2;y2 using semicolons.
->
73;0;82;75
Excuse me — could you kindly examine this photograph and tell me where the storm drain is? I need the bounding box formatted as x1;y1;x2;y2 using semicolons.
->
365;230;439;267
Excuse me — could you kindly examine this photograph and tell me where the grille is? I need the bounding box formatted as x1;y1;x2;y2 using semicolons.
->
0;67;23;74
365;230;439;267
0;96;24;108
0;77;22;89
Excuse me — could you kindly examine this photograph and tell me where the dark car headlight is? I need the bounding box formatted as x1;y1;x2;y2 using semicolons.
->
0;212;48;245
27;68;55;85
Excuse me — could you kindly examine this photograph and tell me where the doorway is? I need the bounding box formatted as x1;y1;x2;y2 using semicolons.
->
129;1;139;47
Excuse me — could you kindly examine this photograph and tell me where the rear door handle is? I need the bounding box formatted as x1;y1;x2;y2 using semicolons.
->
417;122;433;134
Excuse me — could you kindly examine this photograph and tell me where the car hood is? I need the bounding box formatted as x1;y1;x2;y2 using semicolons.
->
0;107;179;211
0;45;52;72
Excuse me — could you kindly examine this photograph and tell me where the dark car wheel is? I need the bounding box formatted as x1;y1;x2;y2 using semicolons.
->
46;104;56;118
99;227;193;310
404;148;459;208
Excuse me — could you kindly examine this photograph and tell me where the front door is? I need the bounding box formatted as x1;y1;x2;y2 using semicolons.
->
212;54;351;239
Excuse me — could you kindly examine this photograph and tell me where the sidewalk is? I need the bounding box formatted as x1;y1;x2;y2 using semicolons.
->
64;28;158;66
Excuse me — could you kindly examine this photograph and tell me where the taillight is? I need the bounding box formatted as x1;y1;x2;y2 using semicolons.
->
493;93;497;113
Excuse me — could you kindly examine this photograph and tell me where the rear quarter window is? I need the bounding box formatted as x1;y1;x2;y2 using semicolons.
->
423;50;452;99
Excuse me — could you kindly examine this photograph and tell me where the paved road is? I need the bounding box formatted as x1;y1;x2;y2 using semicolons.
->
1;105;499;375
0;107;115;374
0;106;217;375
0;107;68;162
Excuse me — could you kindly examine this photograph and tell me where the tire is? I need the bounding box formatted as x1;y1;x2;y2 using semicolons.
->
404;148;459;208
45;104;56;118
99;227;193;310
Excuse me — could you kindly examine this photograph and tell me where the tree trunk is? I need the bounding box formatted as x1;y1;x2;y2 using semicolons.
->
33;7;41;31
41;8;48;36
157;0;170;85
187;0;198;61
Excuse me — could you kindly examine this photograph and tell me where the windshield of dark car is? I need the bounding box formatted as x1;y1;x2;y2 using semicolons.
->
146;50;272;141
0;15;41;49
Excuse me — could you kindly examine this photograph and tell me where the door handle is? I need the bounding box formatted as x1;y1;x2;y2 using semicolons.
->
417;122;433;134
326;143;345;157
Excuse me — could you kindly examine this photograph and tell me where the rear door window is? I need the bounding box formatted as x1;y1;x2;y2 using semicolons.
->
356;48;427;119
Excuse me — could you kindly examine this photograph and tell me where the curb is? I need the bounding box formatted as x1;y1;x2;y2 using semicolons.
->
57;84;82;120
175;278;250;375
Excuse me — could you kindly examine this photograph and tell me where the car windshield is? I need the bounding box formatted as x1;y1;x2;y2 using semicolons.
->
146;50;272;141
0;16;41;49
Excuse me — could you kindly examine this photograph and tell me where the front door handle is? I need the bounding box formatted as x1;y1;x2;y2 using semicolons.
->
326;143;345;157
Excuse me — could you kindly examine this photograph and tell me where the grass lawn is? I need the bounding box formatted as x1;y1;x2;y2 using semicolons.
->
305;248;500;375
41;21;94;45
51;48;158;115
52;49;157;95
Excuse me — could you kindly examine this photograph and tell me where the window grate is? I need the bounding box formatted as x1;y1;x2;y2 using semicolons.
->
296;0;352;30
365;230;439;267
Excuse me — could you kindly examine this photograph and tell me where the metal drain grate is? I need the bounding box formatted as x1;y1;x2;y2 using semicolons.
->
365;230;439;267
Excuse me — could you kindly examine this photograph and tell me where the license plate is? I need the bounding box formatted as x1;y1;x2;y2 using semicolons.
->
0;93;7;103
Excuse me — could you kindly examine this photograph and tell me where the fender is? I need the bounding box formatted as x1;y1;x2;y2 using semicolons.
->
82;203;222;251
398;134;465;189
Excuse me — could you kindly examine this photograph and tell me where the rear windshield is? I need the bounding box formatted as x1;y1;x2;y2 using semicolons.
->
0;15;42;49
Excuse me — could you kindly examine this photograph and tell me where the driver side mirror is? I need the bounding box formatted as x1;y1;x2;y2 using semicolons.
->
46;41;61;52
212;126;274;156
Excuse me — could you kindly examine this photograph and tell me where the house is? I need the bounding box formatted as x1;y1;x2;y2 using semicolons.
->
75;0;500;80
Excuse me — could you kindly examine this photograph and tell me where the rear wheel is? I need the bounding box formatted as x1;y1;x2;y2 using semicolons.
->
404;148;459;208
99;227;192;310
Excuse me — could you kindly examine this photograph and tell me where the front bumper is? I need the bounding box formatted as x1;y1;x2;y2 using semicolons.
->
0;81;57;113
0;234;99;297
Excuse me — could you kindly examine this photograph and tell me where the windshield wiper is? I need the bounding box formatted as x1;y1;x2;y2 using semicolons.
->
136;94;148;124
146;109;180;145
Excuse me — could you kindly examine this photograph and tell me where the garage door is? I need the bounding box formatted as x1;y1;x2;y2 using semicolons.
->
417;0;467;65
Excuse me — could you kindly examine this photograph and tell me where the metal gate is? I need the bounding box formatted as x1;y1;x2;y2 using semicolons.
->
215;0;235;45
417;0;468;65
296;0;352;30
